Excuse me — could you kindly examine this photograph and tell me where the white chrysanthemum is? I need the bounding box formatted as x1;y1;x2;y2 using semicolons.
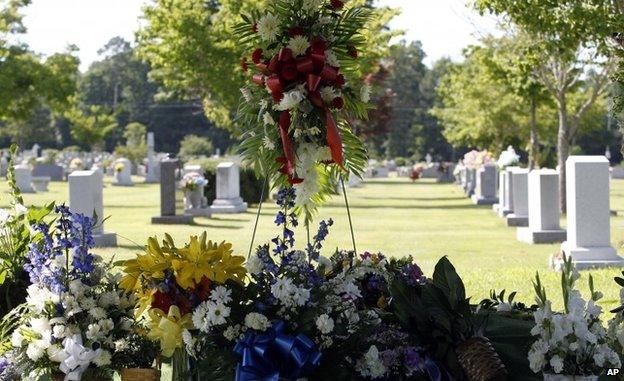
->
262;136;276;150
246;254;264;275
93;350;111;367
26;341;46;361
210;286;232;304
206;301;230;326
320;86;338;103
275;89;304;111
223;325;241;341
11;330;24;347
114;339;128;352
245;313;271;331
292;287;310;306
288;35;310;57
360;84;371;103
240;87;252;102
271;277;296;301
192;302;210;331
263;112;275;126
302;0;324;12
256;14;280;42
316;314;335;334
325;49;340;67
182;329;197;358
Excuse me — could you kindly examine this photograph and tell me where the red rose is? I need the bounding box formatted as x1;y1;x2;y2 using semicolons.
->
332;97;345;110
252;48;263;64
240;57;248;72
347;45;358;58
288;26;305;37
330;0;344;9
281;64;298;81
152;291;173;314
335;74;346;88
310;37;327;54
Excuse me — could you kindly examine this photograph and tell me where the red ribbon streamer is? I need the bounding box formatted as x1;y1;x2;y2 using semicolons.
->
325;109;344;167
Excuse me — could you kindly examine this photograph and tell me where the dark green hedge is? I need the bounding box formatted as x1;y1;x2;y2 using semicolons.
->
190;158;269;205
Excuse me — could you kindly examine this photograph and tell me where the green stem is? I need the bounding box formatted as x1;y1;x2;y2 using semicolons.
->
340;176;357;254
247;176;267;259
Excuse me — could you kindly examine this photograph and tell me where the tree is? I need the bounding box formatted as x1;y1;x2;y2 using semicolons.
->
137;0;398;133
115;122;147;166
178;134;213;159
476;0;623;211
65;104;119;151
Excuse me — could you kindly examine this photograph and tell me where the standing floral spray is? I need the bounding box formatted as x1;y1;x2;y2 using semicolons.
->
119;233;246;379
5;206;135;380
607;271;624;375
235;0;370;218
528;255;620;377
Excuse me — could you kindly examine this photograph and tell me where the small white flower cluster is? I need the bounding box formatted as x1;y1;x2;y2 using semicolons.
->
192;286;233;332
270;277;311;308
528;291;621;375
497;146;520;169
356;345;387;379
293;143;330;207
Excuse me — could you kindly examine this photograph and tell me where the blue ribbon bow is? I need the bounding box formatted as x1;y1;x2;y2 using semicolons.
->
233;320;322;381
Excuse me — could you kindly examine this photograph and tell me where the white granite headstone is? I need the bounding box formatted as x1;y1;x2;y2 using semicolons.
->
498;167;518;217
68;170;117;247
14;164;35;193
210;162;248;213
517;169;566;244
113;158;134;186
493;170;506;214
560;156;624;268
145;132;160;183
506;168;529;226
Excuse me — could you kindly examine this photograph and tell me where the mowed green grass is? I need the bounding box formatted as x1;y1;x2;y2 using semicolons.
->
2;176;624;315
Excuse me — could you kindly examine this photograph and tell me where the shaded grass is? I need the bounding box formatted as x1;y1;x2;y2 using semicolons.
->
1;176;623;325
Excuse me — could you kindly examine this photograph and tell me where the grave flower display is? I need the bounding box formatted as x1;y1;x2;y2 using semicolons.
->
119;233;246;379
497;146;520;169
114;162;125;173
6;206;135;381
607;271;624;371
180;172;208;209
528;255;620;380
463;149;494;170
236;0;369;212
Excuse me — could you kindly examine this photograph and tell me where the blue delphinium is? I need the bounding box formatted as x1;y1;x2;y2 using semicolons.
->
24;205;97;291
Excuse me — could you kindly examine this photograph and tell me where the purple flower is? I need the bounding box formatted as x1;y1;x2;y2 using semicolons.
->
404;346;424;370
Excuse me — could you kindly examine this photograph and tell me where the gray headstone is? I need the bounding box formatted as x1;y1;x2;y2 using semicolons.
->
32;164;64;181
14;165;35;193
517;169;566;244
506;168;529;226
68;170;116;247
145;132;160;183
493;170;506;214
152;158;193;224
472;164;498;205
499;167;518;217
560;156;624;268
113;158;134;186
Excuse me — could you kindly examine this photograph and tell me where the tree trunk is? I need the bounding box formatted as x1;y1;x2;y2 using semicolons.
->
557;95;569;214
529;97;539;170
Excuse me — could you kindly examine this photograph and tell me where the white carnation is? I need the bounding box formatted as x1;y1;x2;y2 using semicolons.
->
93;350;111;367
315;314;335;334
244;313;271;331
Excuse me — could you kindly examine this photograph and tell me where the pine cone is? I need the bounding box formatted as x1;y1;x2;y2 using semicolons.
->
456;336;508;381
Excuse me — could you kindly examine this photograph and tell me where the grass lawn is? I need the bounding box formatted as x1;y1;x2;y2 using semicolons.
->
2;175;623;315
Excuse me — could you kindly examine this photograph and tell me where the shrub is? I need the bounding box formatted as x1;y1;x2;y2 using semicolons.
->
179;135;213;159
189;158;268;205
395;157;407;167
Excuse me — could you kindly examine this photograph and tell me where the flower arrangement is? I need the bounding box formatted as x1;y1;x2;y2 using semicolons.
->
236;0;370;213
463;149;493;170
497;146;520;169
69;158;84;171
114;162;125;173
607;271;624;371
409;165;423;182
179;172;208;192
528;255;620;377
6;205;135;380
119;232;246;378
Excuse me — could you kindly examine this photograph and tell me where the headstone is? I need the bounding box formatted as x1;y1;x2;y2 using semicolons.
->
113;158;134;186
464;168;476;196
31;176;50;192
152;158;194;224
68;170;117;247
14;165;35;193
145;132;160;183
0;156;8;177
375;167;389;178
183;164;203;176
611;166;624;179
560;156;624;269
32;164;64;181
498;167;518;217
506;168;529;227
493;171;506;214
436;163;454;183
517;169;566;244
386;160;397;172
210;162;248;213
471;164;498;205
425;153;432;164
421;163;439;179
348;173;362;188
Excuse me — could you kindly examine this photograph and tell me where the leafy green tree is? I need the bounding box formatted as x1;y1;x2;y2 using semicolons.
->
475;0;623;210
178;134;213;159
65;104;119;151
115;122;147;166
137;0;398;133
